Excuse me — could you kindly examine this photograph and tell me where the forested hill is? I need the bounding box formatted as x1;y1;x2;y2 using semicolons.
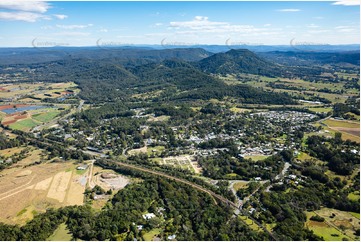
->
0;47;213;64
197;49;282;77
126;59;296;105
258;50;360;66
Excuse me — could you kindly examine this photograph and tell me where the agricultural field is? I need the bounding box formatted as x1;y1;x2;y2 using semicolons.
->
0;82;79;101
323;119;360;138
9;118;40;131
32;111;60;123
309;119;360;143
220;74;358;104
1;105;63;131
305;208;360;241
0;156;86;225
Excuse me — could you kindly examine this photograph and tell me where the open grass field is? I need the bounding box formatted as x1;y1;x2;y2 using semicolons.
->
0;82;79;101
347;191;360;202
230;107;251;113
47;223;72;241
308;107;333;113
142;228;162;241
310;120;360;143
322;119;360;140
147;146;165;156
0;156;86;225
9;118;40;131
239;215;261;231
232;181;248;191
147;115;170;122
0;147;25;158
305;208;360;241
324;119;360;129
32;111;60;123
244;155;270;161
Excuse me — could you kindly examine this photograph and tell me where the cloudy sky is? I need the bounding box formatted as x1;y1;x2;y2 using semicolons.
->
0;0;359;47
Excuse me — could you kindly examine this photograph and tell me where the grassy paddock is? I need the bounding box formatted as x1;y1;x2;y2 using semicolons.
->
9;118;40;131
47;223;72;241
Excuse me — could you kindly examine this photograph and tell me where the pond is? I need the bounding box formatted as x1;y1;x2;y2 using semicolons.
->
1;106;48;114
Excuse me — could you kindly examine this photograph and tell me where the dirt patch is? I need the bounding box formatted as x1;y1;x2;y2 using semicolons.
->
94;172;129;190
47;171;72;203
1;120;16;126
128;146;147;155
308;220;328;228
65;174;85;206
16;170;32;177
331;127;360;137
333;219;354;229
34;177;53;191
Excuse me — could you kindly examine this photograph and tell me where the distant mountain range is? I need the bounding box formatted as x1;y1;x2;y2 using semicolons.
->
0;44;359;65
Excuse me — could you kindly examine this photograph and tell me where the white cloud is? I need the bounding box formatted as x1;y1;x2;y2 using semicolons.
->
168;16;280;36
0;11;48;22
332;0;360;6
53;32;91;37
277;9;301;12
307;24;319;28
56;24;93;30
264;24;271;27
53;14;68;20
41;25;53;30
170;16;228;30
0;0;50;13
307;29;330;33
335;26;357;32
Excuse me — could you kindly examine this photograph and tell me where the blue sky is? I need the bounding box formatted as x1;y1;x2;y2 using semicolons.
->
0;1;359;47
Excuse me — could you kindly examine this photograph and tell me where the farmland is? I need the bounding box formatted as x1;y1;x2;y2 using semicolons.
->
32;111;60;123
305;208;360;241
0;154;86;225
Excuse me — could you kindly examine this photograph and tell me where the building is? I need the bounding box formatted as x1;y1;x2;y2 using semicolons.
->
142;213;156;220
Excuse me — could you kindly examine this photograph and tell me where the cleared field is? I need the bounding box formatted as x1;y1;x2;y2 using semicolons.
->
9;118;40;131
128;145;147;155
232;181;248;191
0;147;25;158
308;107;333;113
0;82;79;101
324;119;360;129
32;111;60;123
305;208;359;241
230;107;251;113
147;115;170;122
47;171;72;203
244;155;270;161
0;160;85;225
47;223;72;241
142;228;162;241
147;146;165;156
